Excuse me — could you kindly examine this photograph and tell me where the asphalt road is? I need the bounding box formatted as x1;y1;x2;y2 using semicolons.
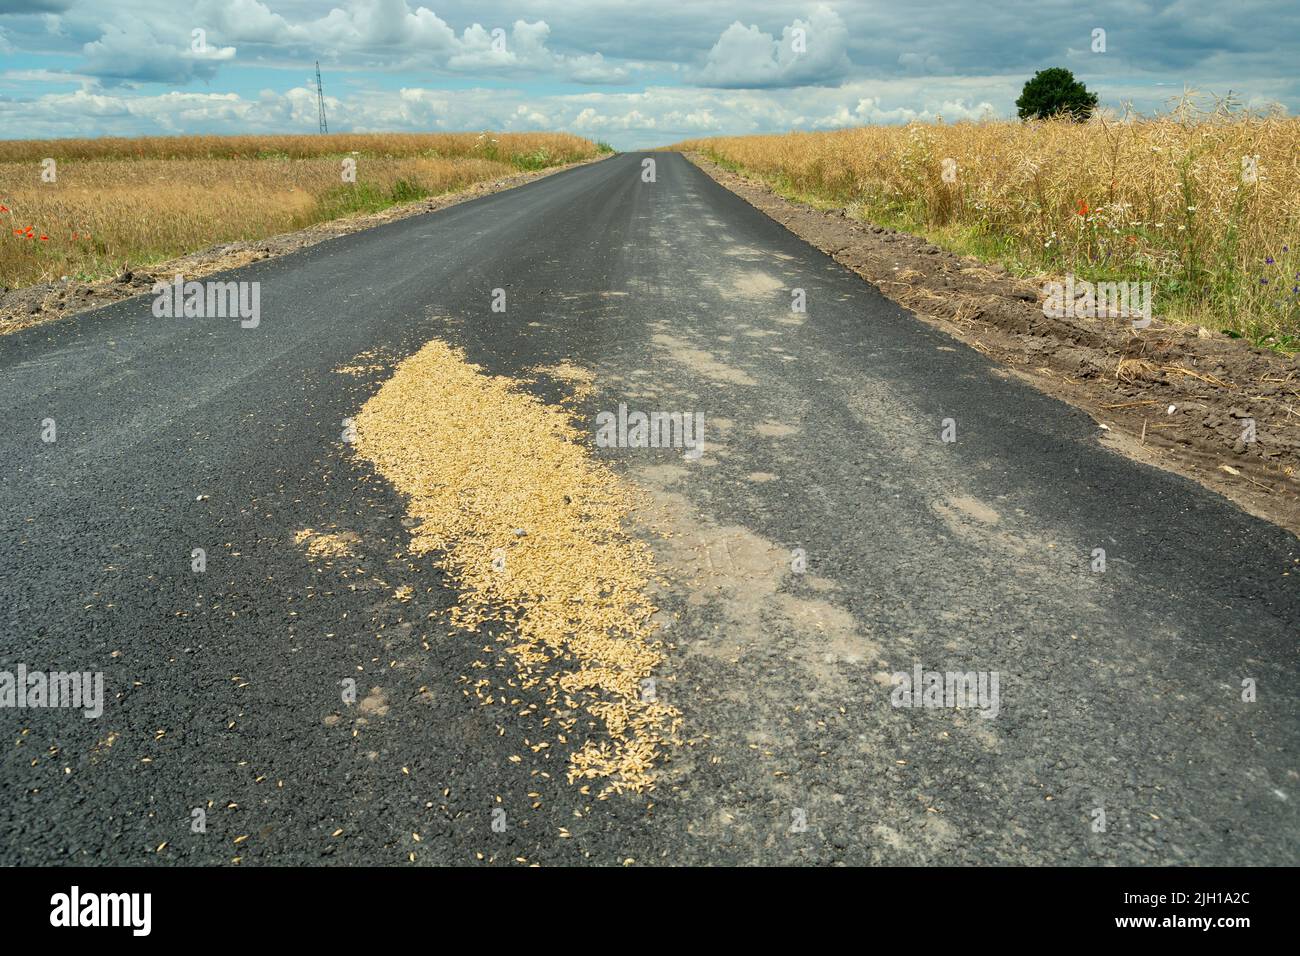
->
1;152;1296;866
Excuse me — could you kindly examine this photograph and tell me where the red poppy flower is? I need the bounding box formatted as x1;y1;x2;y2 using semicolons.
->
1077;200;1089;217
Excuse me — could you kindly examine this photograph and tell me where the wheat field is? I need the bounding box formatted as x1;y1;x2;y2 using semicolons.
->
676;107;1300;346
0;132;608;289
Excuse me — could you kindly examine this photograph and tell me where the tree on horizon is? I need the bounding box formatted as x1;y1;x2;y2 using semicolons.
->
1016;68;1099;121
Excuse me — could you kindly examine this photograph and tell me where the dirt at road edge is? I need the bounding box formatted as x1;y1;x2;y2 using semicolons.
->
686;153;1300;538
0;158;607;337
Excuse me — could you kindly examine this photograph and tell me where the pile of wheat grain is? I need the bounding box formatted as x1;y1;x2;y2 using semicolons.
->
354;339;680;793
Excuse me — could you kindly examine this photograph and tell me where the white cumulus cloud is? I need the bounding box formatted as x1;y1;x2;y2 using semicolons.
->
697;5;850;88
81;21;235;85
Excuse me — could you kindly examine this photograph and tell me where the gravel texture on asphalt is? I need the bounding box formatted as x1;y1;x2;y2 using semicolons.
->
1;152;1295;865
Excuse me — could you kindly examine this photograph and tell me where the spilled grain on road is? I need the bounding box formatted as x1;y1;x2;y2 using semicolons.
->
353;339;679;792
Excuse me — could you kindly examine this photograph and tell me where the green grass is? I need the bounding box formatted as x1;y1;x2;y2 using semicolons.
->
509;149;558;171
306;178;433;223
306;144;602;224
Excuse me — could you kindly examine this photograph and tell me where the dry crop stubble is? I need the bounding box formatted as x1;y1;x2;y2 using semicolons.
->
0;131;603;163
0;132;606;288
676;104;1300;346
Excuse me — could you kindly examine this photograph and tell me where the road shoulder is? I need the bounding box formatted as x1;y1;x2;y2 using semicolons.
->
0;156;610;338
682;152;1300;538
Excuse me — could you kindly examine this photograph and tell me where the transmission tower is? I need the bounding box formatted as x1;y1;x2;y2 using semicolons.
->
315;61;329;134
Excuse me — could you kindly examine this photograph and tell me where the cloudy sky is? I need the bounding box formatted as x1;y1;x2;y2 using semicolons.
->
1;0;1296;148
